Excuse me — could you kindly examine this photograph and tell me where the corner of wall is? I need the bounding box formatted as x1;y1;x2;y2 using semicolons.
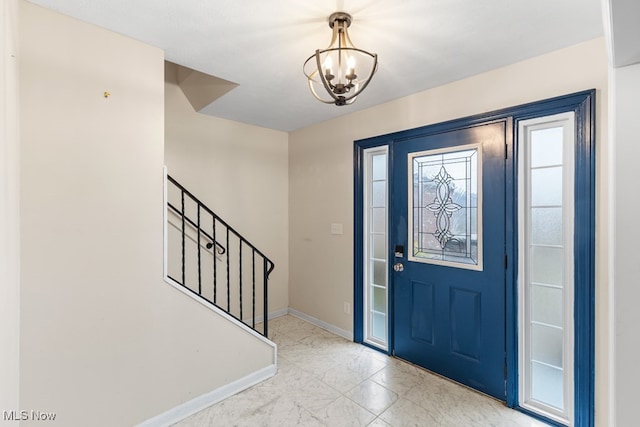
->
0;0;21;414
18;4;277;426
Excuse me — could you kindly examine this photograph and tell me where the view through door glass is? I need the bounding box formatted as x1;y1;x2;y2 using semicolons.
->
392;121;507;399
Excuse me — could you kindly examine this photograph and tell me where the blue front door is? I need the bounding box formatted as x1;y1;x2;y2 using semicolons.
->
392;120;507;400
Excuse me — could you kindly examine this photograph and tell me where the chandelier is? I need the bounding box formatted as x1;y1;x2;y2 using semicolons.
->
303;12;378;106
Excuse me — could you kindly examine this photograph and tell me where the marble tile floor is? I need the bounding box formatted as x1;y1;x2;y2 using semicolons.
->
173;315;547;427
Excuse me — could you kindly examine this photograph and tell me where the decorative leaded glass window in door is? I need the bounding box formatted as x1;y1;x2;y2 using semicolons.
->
408;144;482;270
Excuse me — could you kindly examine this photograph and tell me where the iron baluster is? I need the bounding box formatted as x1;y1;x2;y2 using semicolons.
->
252;251;256;329
213;217;217;304
166;174;273;338
181;190;186;286
197;205;202;295
226;228;230;312
239;240;243;322
263;258;268;337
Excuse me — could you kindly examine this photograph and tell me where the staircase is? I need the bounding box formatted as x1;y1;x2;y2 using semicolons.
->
164;174;275;337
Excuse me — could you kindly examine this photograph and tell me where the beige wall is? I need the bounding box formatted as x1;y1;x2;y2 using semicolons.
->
0;0;20;414
18;3;273;426
164;63;289;315
289;37;610;424
612;61;640;427
10;2;618;423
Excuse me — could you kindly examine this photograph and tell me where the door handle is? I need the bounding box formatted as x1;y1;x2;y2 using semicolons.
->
393;262;404;272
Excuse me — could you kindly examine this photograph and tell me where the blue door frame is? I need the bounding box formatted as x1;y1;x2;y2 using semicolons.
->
354;90;595;426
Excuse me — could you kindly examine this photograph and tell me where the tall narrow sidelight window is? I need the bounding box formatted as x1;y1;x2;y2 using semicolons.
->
363;147;388;350
518;112;575;425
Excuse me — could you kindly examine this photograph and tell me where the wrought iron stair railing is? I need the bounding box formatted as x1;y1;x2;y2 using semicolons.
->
166;174;274;337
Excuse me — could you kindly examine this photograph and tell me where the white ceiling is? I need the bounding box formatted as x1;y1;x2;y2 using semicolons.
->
605;0;640;67
29;0;604;132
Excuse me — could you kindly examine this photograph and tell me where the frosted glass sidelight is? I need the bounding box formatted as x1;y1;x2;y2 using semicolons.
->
372;234;385;259
372;181;386;207
372;260;386;287
531;167;562;206
372;207;385;233
531;246;564;287
363;148;389;350
373;286;386;312
518;112;574;424
531;323;563;368
372;154;387;180
372;312;386;340
531;127;563;168
531;362;564;410
531;285;563;327
531;207;563;246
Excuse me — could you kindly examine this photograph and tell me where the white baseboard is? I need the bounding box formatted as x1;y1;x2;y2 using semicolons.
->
137;364;277;427
268;307;290;320
137;308;350;426
244;307;289;325
287;308;353;341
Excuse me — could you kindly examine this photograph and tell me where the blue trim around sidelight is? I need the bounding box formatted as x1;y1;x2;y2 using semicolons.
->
353;89;595;426
572;91;597;427
509;90;596;427
353;143;364;344
353;137;394;353
504;117;517;408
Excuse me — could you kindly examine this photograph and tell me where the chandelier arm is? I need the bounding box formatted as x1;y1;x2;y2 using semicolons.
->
345;53;378;98
304;52;340;104
327;20;339;48
305;49;377;104
346;53;378;101
327;52;378;104
304;56;325;81
303;11;377;106
306;66;319;79
307;80;337;104
337;28;347;82
342;27;357;49
314;50;340;103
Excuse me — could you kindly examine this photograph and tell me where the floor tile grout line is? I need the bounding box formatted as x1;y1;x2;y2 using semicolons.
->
173;315;547;427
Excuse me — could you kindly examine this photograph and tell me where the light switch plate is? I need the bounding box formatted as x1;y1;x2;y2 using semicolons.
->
330;223;343;235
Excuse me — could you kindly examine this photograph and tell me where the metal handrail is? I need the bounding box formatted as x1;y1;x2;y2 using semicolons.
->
167;175;275;268
166;174;274;337
167;202;225;255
